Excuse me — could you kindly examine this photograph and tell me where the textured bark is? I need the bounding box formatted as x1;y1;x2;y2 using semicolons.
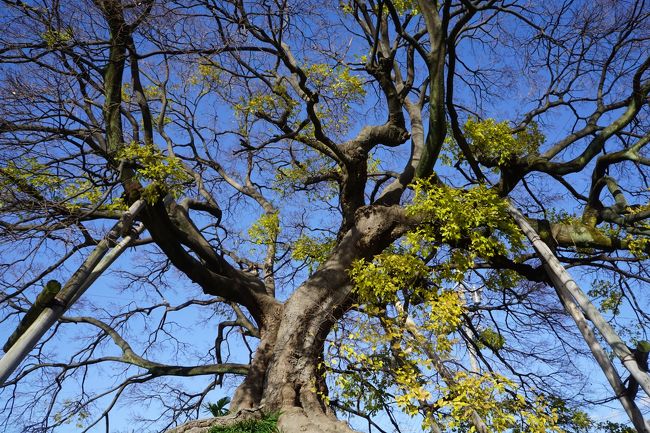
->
229;307;282;410
227;276;357;432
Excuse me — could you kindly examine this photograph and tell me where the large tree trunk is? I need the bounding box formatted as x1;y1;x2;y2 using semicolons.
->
174;205;409;433
255;280;354;433
229;235;364;431
167;205;408;433
168;275;359;433
240;290;356;433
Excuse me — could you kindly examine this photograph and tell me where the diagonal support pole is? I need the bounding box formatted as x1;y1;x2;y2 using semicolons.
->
508;204;650;433
0;200;145;385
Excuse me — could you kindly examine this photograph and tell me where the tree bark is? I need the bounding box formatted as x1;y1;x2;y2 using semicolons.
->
225;296;357;433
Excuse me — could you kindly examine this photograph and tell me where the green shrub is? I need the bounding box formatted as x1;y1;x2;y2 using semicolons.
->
204;397;231;417
208;412;280;433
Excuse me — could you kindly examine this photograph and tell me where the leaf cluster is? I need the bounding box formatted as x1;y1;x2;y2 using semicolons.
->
117;142;192;203
406;181;523;280
248;212;280;245
463;118;543;167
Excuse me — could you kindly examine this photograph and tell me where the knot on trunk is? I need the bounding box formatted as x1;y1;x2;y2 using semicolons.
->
354;205;411;251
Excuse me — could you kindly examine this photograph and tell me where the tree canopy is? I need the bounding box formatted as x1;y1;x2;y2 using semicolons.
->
0;1;649;432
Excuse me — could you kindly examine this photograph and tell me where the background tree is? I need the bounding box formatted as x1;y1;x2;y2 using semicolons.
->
0;0;649;432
